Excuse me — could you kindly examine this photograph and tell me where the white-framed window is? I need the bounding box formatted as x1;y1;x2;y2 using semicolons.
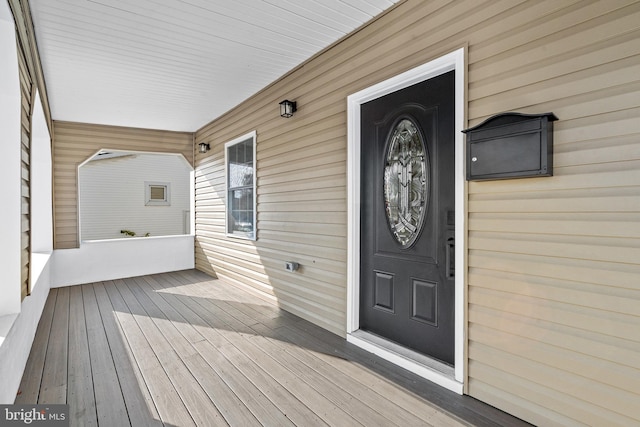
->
225;131;256;240
145;181;170;206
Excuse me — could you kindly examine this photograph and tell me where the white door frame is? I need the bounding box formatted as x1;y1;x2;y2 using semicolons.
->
346;48;466;394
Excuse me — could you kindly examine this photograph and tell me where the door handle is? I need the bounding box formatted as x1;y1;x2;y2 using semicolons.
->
446;237;455;279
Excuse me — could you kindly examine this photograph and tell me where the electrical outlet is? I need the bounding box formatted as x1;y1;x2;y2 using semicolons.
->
285;261;299;272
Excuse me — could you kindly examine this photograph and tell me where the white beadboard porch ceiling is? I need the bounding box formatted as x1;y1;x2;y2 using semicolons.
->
29;0;400;132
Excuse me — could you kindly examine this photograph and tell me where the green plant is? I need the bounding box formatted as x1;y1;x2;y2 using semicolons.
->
120;230;151;237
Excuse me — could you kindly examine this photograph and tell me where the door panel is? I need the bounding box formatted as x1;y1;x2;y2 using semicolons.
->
360;70;455;364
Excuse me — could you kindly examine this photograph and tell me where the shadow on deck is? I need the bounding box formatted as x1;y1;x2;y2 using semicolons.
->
16;269;530;426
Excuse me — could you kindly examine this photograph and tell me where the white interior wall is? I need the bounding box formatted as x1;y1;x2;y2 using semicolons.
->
0;0;22;318
31;90;53;256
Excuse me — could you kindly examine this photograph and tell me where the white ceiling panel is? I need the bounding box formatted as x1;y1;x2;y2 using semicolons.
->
30;0;399;131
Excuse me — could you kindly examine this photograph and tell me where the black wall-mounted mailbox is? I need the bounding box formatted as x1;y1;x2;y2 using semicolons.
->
462;112;558;181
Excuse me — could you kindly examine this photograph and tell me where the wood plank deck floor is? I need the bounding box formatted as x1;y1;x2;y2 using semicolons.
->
15;269;530;426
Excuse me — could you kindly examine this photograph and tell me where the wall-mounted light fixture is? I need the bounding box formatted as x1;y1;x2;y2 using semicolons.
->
279;99;297;118
198;142;210;154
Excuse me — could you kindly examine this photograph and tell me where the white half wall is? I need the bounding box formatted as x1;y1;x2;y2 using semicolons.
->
51;235;195;287
0;254;52;404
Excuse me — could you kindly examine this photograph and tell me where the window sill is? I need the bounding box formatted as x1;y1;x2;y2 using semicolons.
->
0;313;19;347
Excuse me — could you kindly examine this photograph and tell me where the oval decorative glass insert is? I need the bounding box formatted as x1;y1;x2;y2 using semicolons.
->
383;118;428;248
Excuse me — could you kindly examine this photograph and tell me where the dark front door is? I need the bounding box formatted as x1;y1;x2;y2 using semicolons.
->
360;70;455;365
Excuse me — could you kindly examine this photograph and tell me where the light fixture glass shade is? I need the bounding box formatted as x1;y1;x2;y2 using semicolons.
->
198;142;210;153
279;100;297;118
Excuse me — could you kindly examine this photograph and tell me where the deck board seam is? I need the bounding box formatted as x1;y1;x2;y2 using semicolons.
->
38;287;70;404
83;284;131;426
15;288;58;404
68;286;98;425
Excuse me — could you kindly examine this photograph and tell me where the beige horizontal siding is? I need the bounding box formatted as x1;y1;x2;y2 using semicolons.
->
52;121;193;249
6;0;53;302
194;0;640;425
16;13;32;300
463;0;640;425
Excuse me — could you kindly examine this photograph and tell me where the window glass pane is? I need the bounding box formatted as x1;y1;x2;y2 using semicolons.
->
244;140;253;163
229;188;253;233
228;139;253;188
225;133;255;239
229;162;253;188
237;141;245;164
150;185;166;200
